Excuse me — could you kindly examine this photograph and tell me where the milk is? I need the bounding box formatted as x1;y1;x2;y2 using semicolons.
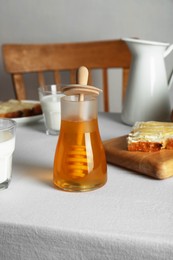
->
0;134;15;184
40;94;64;133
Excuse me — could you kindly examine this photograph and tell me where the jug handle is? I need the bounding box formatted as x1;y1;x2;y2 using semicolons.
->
164;44;173;58
164;44;173;89
168;71;173;90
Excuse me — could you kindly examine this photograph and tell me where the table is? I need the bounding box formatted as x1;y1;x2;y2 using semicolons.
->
1;113;173;260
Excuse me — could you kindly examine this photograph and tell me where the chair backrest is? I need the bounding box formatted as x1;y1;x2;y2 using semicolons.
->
2;39;131;112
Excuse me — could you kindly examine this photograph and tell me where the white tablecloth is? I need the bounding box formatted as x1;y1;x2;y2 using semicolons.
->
1;113;173;260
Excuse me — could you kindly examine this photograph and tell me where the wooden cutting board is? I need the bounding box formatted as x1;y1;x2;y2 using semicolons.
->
103;135;173;179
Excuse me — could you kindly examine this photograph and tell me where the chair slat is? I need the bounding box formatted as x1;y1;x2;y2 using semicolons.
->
87;69;92;86
70;70;77;84
38;72;45;86
102;69;109;112
54;71;61;85
122;69;129;101
12;74;26;100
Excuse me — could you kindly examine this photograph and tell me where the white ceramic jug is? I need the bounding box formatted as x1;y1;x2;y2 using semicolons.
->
121;38;173;125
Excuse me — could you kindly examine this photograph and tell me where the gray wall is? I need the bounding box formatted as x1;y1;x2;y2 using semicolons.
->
0;0;173;111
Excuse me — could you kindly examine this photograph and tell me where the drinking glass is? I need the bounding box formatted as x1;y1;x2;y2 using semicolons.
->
38;85;64;135
0;119;16;190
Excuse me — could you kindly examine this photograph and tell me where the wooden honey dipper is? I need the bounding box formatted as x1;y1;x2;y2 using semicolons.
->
62;66;102;179
62;66;102;101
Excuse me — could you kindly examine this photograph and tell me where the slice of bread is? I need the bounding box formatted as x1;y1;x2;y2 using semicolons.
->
0;100;42;118
127;121;173;152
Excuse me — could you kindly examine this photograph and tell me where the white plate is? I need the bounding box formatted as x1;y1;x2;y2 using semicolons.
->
10;100;43;125
13;114;43;125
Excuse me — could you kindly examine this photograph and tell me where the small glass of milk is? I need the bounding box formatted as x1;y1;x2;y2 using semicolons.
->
0;119;16;190
38;85;64;135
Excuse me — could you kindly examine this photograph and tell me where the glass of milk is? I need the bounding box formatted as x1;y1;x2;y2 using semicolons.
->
38;85;64;135
0;119;16;190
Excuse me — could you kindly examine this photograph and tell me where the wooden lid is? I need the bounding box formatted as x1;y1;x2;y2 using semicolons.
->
61;84;102;96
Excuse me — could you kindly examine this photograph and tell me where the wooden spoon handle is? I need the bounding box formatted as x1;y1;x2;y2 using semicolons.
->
77;66;89;85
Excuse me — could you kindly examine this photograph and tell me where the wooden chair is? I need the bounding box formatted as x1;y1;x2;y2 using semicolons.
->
2;39;131;112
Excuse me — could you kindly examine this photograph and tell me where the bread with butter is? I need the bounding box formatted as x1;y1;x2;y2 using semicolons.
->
0;100;42;118
127;121;173;152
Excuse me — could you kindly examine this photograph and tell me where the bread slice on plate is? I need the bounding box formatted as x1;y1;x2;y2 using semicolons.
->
0;100;42;118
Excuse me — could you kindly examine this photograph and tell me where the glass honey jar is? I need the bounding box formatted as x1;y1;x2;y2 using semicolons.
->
53;94;107;192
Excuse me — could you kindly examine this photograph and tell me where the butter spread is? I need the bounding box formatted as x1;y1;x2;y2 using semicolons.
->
128;121;173;148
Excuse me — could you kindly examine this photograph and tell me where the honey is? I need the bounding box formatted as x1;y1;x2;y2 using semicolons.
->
53;118;107;191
